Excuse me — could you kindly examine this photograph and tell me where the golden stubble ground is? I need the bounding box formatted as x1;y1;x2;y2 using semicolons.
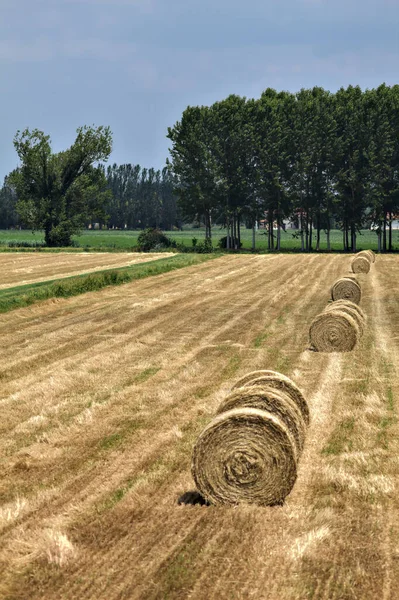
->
0;253;398;599
0;252;171;289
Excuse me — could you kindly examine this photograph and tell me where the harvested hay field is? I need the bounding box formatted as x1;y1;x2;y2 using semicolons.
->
0;252;170;289
1;254;399;599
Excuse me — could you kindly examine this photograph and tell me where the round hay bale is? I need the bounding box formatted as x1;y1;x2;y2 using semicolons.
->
331;277;361;305
216;385;307;452
231;370;309;425
326;299;366;324
324;301;366;336
356;250;373;264
368;250;376;263
351;256;370;274
309;310;360;352
192;407;298;506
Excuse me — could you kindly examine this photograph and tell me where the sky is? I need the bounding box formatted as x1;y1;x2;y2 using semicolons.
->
0;0;398;180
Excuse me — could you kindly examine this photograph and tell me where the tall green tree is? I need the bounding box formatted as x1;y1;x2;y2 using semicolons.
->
167;106;218;239
0;176;19;229
10;125;112;246
365;85;399;251
208;95;257;248
254;89;294;250
333;86;368;252
292;88;336;251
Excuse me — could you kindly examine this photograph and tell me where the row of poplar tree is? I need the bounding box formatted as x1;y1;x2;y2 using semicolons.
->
0;164;180;233
167;84;399;252
1;84;398;251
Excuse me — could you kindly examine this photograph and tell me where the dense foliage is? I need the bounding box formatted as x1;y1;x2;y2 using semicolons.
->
1;84;398;252
104;164;181;230
7;126;112;246
167;84;399;252
136;227;175;251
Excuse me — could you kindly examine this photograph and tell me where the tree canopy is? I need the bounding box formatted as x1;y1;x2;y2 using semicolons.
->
9;125;113;246
167;84;399;252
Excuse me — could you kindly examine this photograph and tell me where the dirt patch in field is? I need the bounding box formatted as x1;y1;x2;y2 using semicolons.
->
1;254;398;599
0;252;170;289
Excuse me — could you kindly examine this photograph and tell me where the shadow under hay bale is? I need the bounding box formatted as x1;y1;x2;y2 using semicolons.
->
309;310;360;352
231;370;310;426
192;408;298;506
216;385;307;452
177;490;210;506
351;255;371;274
331;277;361;305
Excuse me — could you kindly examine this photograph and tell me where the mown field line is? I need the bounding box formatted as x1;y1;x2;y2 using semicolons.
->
0;253;220;314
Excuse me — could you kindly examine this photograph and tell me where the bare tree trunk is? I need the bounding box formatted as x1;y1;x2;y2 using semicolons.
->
345;225;349;253
377;226;382;253
300;212;304;252
351;224;356;253
237;213;241;250
383;213;387;252
326;215;330;252
316;213;320;251
389;211;392;251
226;219;230;250
268;210;273;250
309;214;313;251
277;220;281;251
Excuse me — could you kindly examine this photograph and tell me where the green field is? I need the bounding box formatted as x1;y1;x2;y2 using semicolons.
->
0;227;397;251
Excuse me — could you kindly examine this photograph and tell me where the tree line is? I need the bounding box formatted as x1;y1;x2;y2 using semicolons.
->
167;84;399;252
0;151;181;244
104;164;180;231
1;84;398;250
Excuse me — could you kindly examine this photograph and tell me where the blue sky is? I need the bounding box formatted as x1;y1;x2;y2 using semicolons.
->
0;0;398;180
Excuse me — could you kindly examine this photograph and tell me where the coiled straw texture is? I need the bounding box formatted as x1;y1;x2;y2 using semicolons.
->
324;300;366;336
331;277;361;305
309;310;360;352
192;408;298;506
216;385;307;452
356;250;373;264
351;256;371;274
231;370;310;425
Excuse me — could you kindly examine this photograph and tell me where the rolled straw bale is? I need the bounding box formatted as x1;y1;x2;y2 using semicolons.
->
324;301;366;336
309;310;360;352
231;370;309;425
192;407;298;506
368;250;376;263
216;385;307;452
356;250;373;264
331;277;361;305
326;299;366;325
351;256;370;274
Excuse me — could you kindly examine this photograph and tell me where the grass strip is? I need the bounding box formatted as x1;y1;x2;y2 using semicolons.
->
0;253;220;314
